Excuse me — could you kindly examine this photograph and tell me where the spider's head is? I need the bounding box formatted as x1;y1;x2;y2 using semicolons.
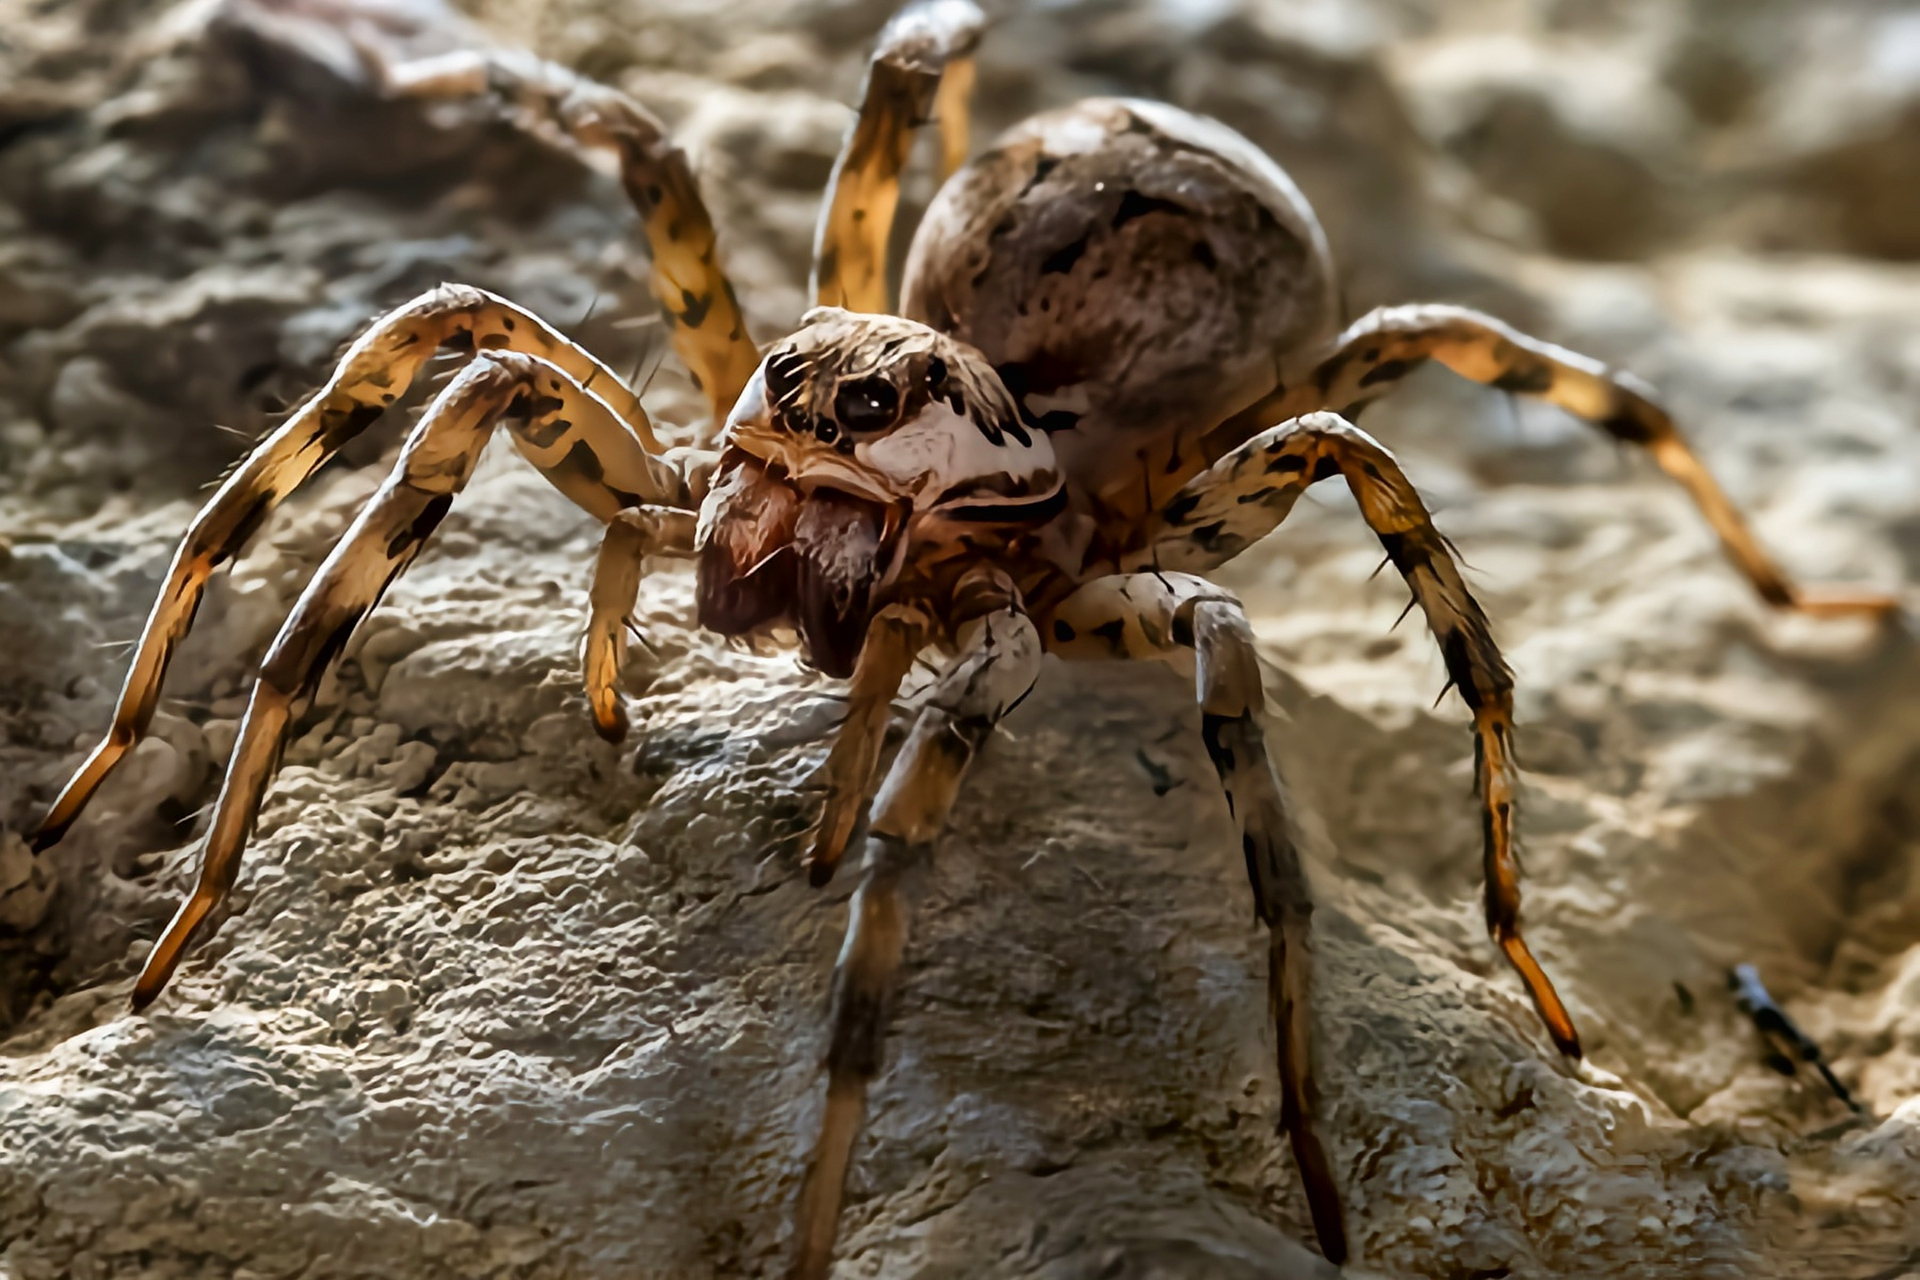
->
721;307;1058;514
695;308;1061;676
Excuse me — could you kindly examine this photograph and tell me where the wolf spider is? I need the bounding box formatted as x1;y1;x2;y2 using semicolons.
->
33;1;1896;1273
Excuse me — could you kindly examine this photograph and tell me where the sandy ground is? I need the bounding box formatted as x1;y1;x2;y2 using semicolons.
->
2;0;1917;1276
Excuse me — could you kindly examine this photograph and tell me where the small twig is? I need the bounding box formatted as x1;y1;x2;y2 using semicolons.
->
1728;964;1861;1113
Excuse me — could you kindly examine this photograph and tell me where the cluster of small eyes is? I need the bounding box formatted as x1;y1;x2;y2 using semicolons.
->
763;345;907;454
778;409;861;454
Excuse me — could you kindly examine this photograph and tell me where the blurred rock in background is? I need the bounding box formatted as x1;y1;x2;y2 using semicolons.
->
1;0;1916;1277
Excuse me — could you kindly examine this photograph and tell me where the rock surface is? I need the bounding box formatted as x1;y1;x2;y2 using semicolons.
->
2;0;1917;1277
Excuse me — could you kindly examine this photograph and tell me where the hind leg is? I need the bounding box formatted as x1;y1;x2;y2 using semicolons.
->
1211;303;1897;617
375;51;762;422
810;0;986;313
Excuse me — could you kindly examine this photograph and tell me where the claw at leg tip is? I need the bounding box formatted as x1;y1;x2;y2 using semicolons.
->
592;704;630;744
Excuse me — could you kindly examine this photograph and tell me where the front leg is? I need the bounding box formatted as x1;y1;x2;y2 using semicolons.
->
1043;570;1346;1263
803;603;933;886
33;285;660;852
1138;412;1582;1060
129;352;690;1009
790;602;1041;1280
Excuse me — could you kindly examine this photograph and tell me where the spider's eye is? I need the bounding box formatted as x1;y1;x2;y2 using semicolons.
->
765;351;806;403
833;377;899;434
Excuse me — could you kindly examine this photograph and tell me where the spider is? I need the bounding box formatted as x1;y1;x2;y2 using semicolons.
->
30;1;1897;1274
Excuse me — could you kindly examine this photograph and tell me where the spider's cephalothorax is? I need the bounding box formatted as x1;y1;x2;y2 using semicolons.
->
696;309;1060;677
32;3;1899;1277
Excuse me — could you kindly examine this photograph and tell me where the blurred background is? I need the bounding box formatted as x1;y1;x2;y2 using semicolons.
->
2;1;1917;1277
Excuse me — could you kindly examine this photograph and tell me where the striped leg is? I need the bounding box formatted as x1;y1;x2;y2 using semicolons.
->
1042;571;1347;1263
810;0;986;313
33;285;658;852
931;44;977;182
1209;303;1897;618
803;603;933;887
790;603;1040;1280
1137;412;1582;1060
378;51;761;423
582;505;699;742
128;352;686;1011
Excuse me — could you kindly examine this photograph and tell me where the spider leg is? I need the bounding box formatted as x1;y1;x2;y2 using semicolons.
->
583;505;699;742
129;352;688;1011
803;603;933;886
931;44;977;182
1209;303;1896;618
790;600;1040;1280
1140;412;1582;1060
811;0;986;313
33;286;658;853
376;50;761;423
1042;570;1347;1264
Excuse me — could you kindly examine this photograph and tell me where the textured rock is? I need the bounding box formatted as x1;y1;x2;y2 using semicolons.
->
2;0;1918;1278
1387;0;1920;263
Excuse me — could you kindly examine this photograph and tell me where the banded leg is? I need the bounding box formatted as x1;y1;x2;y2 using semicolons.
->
1211;303;1896;617
803;603;933;887
582;505;699;742
790;603;1040;1280
810;0;986;313
931;45;977;182
130;352;686;1011
1136;412;1582;1059
1042;571;1346;1263
378;51;761;422
33;285;658;852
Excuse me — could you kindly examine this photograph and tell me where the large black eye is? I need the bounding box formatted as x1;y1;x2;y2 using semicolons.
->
833;377;899;434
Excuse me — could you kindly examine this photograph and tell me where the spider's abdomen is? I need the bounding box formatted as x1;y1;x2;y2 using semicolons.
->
901;98;1338;516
